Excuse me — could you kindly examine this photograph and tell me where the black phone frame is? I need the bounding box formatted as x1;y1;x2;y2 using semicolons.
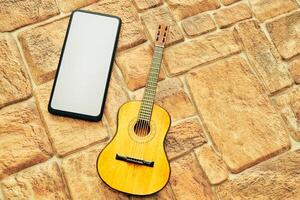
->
48;9;121;122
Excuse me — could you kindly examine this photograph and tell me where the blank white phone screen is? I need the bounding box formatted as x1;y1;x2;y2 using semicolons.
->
50;11;120;117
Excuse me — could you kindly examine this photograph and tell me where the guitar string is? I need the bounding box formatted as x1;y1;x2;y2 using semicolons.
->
141;50;161;161
140;47;162;161
150;47;164;163
130;44;164;164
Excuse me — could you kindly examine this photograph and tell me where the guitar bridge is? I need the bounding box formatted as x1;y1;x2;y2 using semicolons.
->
115;154;154;167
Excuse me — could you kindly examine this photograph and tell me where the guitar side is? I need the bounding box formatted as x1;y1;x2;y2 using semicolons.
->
97;101;171;196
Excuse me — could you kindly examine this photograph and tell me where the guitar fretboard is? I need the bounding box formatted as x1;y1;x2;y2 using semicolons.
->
137;46;164;122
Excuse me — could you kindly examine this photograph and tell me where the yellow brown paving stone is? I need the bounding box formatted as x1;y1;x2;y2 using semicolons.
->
164;30;241;75
248;0;299;22
166;118;207;160
181;13;216;37
213;2;252;28
166;0;220;21
57;0;98;13
116;42;166;91
195;145;229;185
18;17;69;86
132;0;163;11
85;0;146;51
0;98;52;179
0;0;59;32
235;20;293;93
215;150;300;199
186;56;290;173
103;65;130;133
267;11;300;60
62;144;129;200
2;161;70;200
0;33;32;108
169;153;215;200
272;86;300;141
289;58;300;84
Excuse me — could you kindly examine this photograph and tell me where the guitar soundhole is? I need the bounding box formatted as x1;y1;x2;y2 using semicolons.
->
134;120;150;136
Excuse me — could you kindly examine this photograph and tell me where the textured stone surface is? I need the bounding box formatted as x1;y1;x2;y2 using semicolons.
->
181;13;216;37
57;0;97;13
34;81;108;156
2;162;69;200
267;11;300;60
104;67;129;133
186;56;290;173
215;150;300;200
132;184;175;200
220;0;240;5
213;3;252;28
133;78;197;121
86;0;146;51
133;0;163;11
166;118;207;159
289;58;300;83
235;20;292;93
164;30;240;75
0;34;32;108
248;0;298;22
273;86;300;141
0;0;59;31
62;144;128;200
18;18;69;85
170;153;214;200
116;42;165;91
0;99;52;179
141;6;184;46
2;0;300;199
195;145;228;185
166;0;220;20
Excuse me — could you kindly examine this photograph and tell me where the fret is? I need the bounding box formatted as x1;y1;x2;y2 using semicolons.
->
141;104;153;108
152;62;161;65
141;101;154;106
147;75;159;79
145;87;157;91
147;77;159;81
153;54;162;57
139;111;151;116
144;91;156;95
141;107;152;112
143;97;154;101
147;81;158;85
140;104;152;109
141;104;153;109
139;108;151;112
139;108;151;113
138;116;149;121
142;105;153;109
143;93;155;97
145;90;156;94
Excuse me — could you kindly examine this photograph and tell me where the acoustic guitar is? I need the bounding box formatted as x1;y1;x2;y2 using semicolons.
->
97;24;170;195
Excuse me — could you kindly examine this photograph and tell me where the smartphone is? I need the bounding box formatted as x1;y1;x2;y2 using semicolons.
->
48;10;121;121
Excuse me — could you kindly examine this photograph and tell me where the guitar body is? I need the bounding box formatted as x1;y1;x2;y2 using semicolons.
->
97;101;171;195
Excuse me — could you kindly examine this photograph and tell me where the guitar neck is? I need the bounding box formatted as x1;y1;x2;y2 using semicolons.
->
138;46;164;122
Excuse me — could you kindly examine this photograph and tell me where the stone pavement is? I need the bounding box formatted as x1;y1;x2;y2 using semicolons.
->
1;0;300;199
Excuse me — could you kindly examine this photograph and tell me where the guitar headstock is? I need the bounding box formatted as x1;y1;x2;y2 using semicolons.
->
154;24;169;48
